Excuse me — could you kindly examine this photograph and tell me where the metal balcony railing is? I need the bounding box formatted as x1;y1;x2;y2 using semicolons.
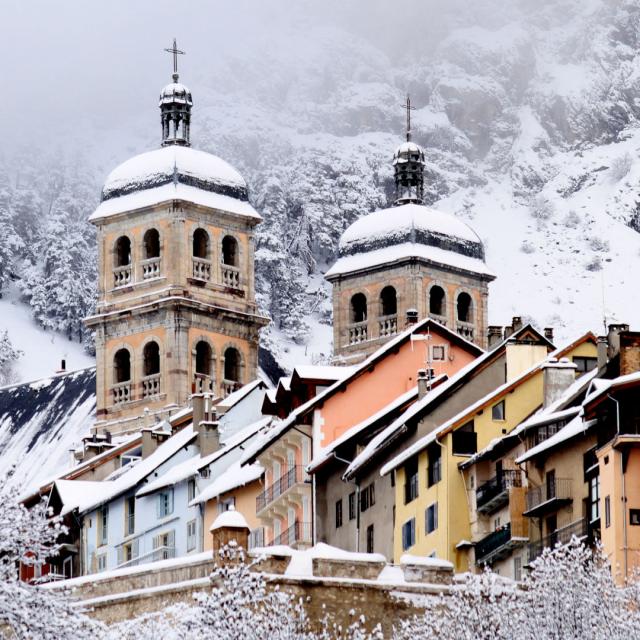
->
271;521;312;547
527;518;587;564
476;470;522;514
256;466;307;513
475;523;512;564
524;478;572;517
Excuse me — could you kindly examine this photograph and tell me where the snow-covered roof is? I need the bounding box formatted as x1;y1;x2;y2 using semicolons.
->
400;554;453;569
291;365;357;382
159;82;192;105
210;506;249;531
216;379;265;409
191;461;263;505
327;203;492;281
582;370;640;409
0;367;97;492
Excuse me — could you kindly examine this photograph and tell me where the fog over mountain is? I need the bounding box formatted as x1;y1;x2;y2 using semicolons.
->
2;0;640;379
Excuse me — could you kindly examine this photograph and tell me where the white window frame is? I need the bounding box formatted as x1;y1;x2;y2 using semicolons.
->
187;519;197;552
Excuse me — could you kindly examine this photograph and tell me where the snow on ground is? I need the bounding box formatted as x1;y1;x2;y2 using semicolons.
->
0;284;94;385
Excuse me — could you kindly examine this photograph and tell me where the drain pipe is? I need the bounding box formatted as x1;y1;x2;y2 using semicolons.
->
608;394;627;579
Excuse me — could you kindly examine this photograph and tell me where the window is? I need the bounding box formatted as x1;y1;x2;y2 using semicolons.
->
143;228;160;259
187;520;197;552
224;347;241;383
492;400;505;421
402;518;416;551
429;285;445;317
514;556;522;581
546;469;556;500
379;286;397;316
391;471;395;488
457;292;473;322
195;341;212;377
193;228;209;259
427;444;442;487
350;293;367;323
125;496;135;536
573;356;597;374
222;235;239;266
589;475;600;522
360;487;370;512
99;505;109;546
332;498;343;529
452;422;477;456
605;495;611;528
158;489;174;518
431;345;446;361
153;530;175;560
143;341;160;377
366;524;374;553
97;554;107;572
114;236;131;267
404;459;419;504
188;478;196;503
217;497;236;513
426;503;438;534
630;509;640;526
113;349;131;383
348;492;356;520
369;483;375;507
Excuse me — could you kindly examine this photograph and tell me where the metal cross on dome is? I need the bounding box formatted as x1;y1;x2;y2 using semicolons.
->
401;94;416;142
164;38;185;77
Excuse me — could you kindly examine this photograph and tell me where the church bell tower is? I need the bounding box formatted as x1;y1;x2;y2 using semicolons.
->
86;41;269;433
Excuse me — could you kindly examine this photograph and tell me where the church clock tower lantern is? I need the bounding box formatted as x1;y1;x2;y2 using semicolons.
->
326;96;495;364
86;41;268;433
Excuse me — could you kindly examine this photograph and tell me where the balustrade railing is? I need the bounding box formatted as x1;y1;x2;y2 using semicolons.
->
429;313;447;327
456;321;475;341
142;373;161;399
256;466;307;512
222;264;240;288
112;381;131;405
222;379;241;397
193;373;215;393
113;265;132;288
271;521;312;547
192;257;212;281
378;314;398;338
141;257;161;280
348;321;368;345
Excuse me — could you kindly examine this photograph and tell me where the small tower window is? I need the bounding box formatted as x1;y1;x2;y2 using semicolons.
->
195;341;212;376
222;236;238;267
429;286;446;317
457;292;473;323
350;293;367;323
143;229;160;259
114;236;131;267
193;229;209;259
380;286;397;317
143;342;160;376
224;347;241;382
114;349;131;383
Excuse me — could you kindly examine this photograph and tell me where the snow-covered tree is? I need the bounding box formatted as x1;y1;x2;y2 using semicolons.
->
0;468;100;639
0;329;23;386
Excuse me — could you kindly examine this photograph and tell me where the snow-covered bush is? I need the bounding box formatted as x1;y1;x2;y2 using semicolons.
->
519;240;535;254
563;210;581;228
610;153;632;182
585;256;602;272
529;194;555;221
590;237;610;252
0;329;23;386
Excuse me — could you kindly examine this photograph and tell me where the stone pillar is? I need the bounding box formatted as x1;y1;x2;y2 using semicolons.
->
210;506;251;565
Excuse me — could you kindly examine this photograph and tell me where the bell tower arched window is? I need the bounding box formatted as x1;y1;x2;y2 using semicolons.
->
457;292;473;323
350;293;367;323
143;342;160;376
193;229;209;259
223;347;242;396
380;286;397;317
195;341;212;376
222;236;238;266
114;237;131;267
112;348;132;404
430;286;446;317
143;229;160;259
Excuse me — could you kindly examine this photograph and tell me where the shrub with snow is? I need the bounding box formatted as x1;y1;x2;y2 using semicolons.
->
610;153;633;182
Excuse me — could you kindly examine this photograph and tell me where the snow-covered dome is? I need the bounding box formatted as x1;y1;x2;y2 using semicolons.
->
393;141;425;165
100;145;248;203
325;203;493;279
210;505;249;532
159;81;192;106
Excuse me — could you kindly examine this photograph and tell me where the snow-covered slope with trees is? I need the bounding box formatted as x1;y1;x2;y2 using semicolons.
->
2;0;640;377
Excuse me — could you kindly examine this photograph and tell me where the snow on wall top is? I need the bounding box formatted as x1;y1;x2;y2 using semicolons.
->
100;145;248;204
0;367;96;492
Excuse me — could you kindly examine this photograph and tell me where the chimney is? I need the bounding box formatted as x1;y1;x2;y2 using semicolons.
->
198;419;221;457
597;335;608;370
503;323;514;340
544;327;554;342
141;428;158;458
406;309;419;327
417;369;429;399
511;316;523;333
542;357;577;407
607;323;630;360
487;326;503;350
56;359;67;374
619;331;640;376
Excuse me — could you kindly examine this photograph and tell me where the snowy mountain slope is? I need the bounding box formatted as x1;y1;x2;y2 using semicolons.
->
3;0;640;375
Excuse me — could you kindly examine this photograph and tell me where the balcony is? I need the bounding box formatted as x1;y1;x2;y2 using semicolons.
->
527;518;588;564
112;381;131;405
141;373;161;399
523;478;572;518
192;257;211;282
271;521;312;547
113;265;132;288
141;257;161;280
475;522;528;565
222;264;240;289
256;466;308;513
348;321;368;345
476;470;522;515
428;313;447;327
193;373;215;393
378;314;398;338
456;320;475;341
222;379;241;397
